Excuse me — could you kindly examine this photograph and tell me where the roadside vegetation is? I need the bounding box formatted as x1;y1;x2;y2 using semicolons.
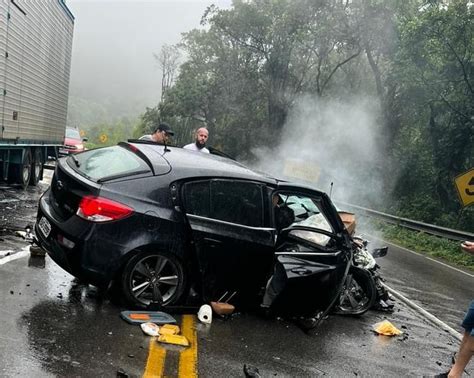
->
70;0;473;234
366;220;474;271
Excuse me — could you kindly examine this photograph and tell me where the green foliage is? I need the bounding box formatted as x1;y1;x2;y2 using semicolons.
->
390;0;474;230
135;0;473;231
80;117;139;148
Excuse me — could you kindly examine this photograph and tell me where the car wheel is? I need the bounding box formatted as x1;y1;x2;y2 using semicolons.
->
334;266;376;316
121;250;185;309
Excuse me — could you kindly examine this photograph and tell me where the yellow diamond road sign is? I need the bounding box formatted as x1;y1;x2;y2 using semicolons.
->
454;168;474;207
99;133;108;143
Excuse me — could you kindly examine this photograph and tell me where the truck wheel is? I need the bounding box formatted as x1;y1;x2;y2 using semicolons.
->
30;148;43;186
10;149;32;189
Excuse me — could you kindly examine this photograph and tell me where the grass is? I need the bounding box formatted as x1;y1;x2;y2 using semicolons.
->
361;219;474;271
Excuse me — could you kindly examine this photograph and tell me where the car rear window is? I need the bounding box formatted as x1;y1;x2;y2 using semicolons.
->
69;146;151;181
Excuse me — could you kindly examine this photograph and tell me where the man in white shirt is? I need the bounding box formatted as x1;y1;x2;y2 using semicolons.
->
183;127;210;153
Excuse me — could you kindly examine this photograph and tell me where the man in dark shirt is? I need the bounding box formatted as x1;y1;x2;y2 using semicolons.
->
140;122;174;144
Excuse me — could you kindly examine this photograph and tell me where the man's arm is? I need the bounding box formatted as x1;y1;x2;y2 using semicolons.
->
461;241;474;254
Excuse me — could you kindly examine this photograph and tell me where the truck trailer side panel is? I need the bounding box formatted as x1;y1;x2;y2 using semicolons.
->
0;0;73;143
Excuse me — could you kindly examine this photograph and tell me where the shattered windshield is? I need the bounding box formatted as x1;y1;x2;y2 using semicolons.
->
276;193;333;246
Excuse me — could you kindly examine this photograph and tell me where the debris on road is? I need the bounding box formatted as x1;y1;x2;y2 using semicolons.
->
30;245;46;257
140;322;180;337
116;368;129;377
159;324;180;335
373;320;403;336
211;301;235;316
197;304;212;324
140;322;160;336
157;333;189;347
211;291;236;316
243;364;261;378
120;311;177;325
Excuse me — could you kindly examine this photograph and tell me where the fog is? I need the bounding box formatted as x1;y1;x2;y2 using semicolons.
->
66;0;231;123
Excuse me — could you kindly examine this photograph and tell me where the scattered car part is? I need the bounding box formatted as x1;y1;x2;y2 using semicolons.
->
157;334;189;347
140;322;160;337
159;324;180;335
243;364;261;378
197;304;213;324
211;291;236;316
120;311;177;325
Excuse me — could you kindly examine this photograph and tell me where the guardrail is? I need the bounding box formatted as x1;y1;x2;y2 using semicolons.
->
336;201;474;242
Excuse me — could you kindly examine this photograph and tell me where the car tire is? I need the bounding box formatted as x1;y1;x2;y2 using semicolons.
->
121;250;186;309
334;266;376;316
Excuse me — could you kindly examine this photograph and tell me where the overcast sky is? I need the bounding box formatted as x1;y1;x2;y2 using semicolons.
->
66;0;230;116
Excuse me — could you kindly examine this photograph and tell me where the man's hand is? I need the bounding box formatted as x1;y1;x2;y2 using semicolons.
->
461;241;474;254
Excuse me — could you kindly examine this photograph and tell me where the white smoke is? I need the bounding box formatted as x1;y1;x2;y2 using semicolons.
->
252;95;387;208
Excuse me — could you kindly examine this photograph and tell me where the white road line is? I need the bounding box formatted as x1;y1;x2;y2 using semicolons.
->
383;283;463;342
367;234;474;278
0;247;30;265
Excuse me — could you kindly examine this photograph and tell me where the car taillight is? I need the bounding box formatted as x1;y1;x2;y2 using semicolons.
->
77;196;133;222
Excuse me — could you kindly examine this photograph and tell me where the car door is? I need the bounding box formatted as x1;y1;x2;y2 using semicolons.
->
268;189;351;318
181;179;276;305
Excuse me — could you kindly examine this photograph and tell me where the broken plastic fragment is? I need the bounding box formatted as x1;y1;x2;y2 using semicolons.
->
140;322;160;337
211;301;235;316
159;324;180;335
373;320;403;336
157;334;189;347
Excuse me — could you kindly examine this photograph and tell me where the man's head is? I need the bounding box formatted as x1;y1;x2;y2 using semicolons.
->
151;122;174;144
194;127;209;149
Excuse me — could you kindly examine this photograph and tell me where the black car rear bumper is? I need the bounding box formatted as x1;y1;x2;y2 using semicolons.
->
36;191;123;287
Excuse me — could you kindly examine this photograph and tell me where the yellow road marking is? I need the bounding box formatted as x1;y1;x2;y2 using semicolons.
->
143;337;166;378
178;315;198;377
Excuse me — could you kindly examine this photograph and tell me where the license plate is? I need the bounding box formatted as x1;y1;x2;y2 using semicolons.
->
38;216;51;238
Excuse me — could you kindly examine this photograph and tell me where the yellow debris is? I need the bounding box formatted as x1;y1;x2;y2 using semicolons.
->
373;320;403;336
159;324;180;335
157;334;189;347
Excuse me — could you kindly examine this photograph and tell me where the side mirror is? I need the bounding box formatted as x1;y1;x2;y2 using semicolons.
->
371;246;388;258
82;137;88;142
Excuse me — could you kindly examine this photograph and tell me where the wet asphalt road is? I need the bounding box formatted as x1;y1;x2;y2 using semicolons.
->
0;173;472;376
0;254;463;377
374;238;474;333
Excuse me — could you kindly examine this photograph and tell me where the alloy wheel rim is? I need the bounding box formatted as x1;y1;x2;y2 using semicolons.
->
129;255;179;305
339;274;369;311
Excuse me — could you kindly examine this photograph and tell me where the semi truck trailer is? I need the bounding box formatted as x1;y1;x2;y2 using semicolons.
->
0;0;74;188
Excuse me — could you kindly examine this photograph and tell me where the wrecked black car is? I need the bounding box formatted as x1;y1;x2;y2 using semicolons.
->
35;141;353;319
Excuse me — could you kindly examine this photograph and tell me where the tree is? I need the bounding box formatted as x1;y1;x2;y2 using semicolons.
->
154;44;181;102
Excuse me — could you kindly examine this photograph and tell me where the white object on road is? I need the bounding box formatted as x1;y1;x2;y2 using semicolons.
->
197;304;212;324
140;322;160;336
